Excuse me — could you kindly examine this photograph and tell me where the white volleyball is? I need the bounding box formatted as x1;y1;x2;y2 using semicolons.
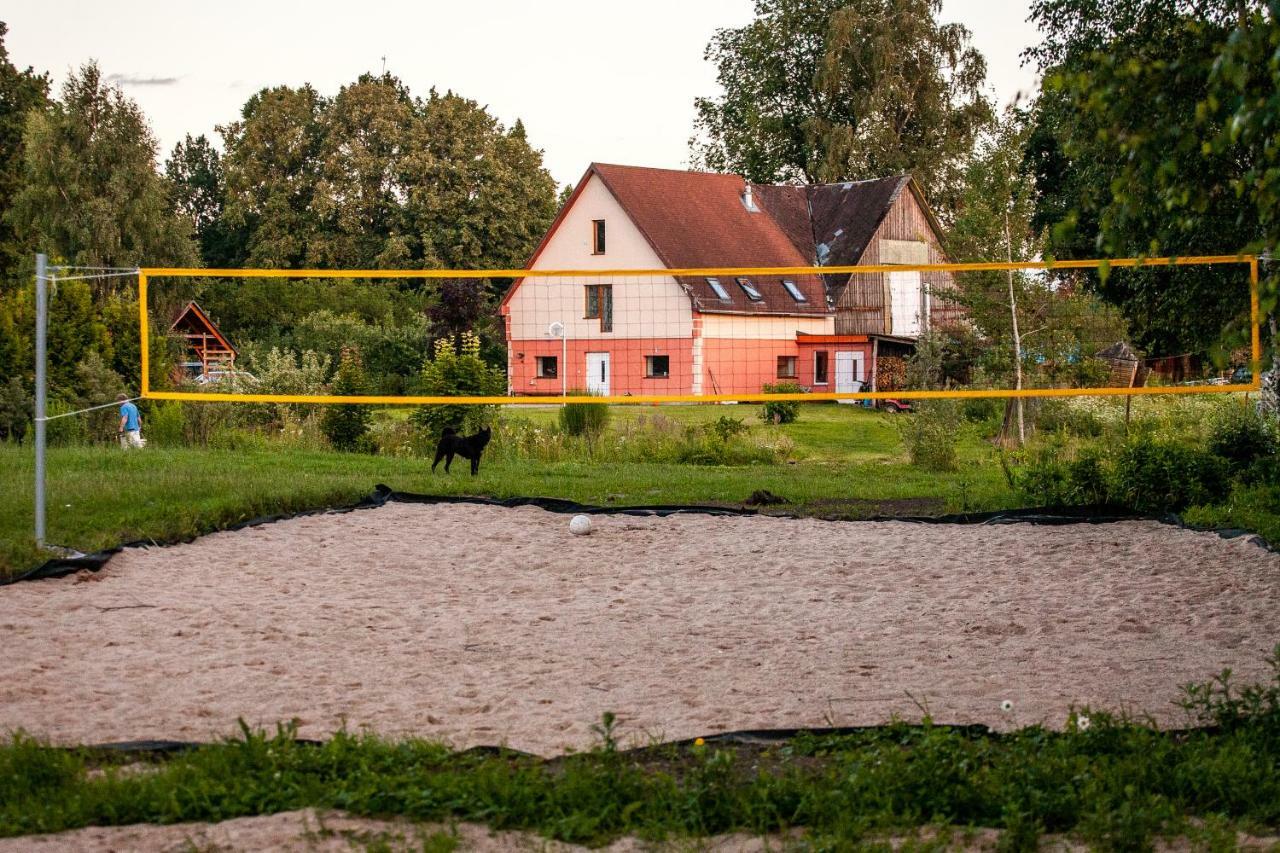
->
569;514;592;536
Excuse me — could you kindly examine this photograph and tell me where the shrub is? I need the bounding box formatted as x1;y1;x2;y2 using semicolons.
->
1036;399;1104;438
411;332;505;439
898;400;962;471
1110;434;1229;513
710;415;748;442
962;396;1001;424
246;347;331;428
1012;441;1112;507
559;393;610;437
1208;404;1277;476
1067;446;1111;505
1011;440;1071;506
44;397;88;446
320;349;373;452
760;382;804;424
0;377;31;444
145;401;186;447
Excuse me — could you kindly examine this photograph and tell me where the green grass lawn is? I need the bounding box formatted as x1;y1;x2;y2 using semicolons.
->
0;404;1015;578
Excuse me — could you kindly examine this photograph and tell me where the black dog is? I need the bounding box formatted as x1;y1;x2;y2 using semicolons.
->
432;426;492;475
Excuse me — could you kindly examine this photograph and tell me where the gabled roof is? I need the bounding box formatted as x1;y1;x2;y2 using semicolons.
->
510;163;944;317
170;301;237;356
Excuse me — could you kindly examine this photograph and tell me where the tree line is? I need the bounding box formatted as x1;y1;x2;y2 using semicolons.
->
0;0;1276;440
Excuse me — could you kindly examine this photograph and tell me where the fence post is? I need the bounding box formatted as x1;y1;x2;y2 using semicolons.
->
34;253;47;548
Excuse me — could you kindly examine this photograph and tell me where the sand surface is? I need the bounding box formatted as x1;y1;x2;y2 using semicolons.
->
2;503;1279;753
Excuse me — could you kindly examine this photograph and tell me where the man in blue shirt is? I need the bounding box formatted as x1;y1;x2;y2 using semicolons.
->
117;394;145;449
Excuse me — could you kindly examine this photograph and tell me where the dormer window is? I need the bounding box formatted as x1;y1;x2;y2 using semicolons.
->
591;219;606;254
736;277;763;301
706;277;730;300
782;279;806;302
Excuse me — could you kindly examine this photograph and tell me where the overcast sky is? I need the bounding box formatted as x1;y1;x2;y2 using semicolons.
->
6;1;1043;188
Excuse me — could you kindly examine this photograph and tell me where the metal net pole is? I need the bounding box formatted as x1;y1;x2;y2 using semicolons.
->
34;253;47;547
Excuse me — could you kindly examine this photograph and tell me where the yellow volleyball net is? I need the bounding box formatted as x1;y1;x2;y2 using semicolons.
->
137;255;1261;406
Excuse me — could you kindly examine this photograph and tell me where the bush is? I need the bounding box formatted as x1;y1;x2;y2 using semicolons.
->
1012;440;1111;506
145;401;186;447
410;332;505;439
1209;404;1277;476
962;396;1001;424
898;400;962;471
760;382;804;424
0;377;31;444
1110;434;1229;514
320;349;373;452
559;393;610;437
1036;399;1104;438
44;398;88;446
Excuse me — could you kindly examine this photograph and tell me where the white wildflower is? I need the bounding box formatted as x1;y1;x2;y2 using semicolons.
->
1076;714;1091;732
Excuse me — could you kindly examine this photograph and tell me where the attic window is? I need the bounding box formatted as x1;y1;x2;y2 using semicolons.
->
782;280;806;302
736;277;763;301
591;219;606;254
706;277;730;300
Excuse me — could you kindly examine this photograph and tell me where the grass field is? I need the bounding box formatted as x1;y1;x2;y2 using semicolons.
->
0;404;1015;578
4;402;1280;848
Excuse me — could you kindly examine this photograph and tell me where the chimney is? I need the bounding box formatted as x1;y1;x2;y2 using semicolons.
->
741;180;758;212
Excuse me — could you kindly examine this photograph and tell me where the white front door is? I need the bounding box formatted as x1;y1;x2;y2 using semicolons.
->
888;270;924;336
834;351;864;404
586;352;610;395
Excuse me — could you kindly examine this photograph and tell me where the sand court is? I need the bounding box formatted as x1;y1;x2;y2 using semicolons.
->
2;502;1279;755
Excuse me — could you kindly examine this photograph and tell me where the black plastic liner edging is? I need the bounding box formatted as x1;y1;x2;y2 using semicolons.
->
65;720;1222;763
6;483;1274;586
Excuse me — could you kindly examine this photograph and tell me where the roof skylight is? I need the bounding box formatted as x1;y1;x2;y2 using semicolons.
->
706;277;731;300
736;277;763;301
782;280;806;302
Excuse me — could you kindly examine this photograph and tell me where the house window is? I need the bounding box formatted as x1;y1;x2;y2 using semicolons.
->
645;355;670;378
777;356;798;379
584;284;613;332
591;219;606;254
536;356;558;378
782;279;806;302
736;277;763;301
706;277;730;300
814;351;829;384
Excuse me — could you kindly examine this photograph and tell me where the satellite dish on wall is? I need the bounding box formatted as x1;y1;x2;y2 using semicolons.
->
548;321;565;337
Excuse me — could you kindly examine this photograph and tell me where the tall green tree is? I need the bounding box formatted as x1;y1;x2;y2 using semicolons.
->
219;84;327;268
1024;0;1267;358
218;77;556;271
310;74;417;268
0;21;50;286
403;96;556;270
9;62;195;269
166;133;243;266
691;0;992;215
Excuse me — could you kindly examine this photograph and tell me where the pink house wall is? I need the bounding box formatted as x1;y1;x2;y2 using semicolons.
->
509;336;696;396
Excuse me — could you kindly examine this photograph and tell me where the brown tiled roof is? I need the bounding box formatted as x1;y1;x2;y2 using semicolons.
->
591;164;827;316
515;163;933;317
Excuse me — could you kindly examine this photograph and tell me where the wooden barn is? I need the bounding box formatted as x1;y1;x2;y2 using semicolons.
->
170;301;237;380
